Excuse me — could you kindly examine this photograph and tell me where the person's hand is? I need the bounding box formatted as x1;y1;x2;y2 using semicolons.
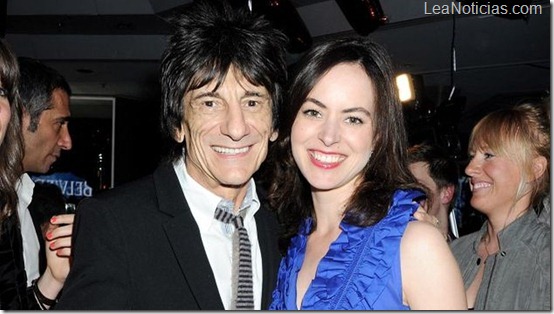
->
413;206;447;239
35;213;74;305
44;213;74;282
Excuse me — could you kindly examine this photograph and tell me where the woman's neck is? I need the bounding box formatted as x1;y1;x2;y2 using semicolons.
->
484;195;531;253
486;195;531;235
310;188;352;234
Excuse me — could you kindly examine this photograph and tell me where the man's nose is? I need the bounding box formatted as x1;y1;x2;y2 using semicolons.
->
221;105;250;141
59;124;72;150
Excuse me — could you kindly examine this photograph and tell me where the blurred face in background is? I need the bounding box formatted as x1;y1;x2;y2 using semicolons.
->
22;88;72;173
409;161;441;216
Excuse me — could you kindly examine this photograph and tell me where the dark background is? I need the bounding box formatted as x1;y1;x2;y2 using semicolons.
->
3;0;550;234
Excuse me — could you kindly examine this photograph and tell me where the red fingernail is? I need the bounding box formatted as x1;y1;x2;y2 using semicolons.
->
46;232;53;240
49;242;56;249
50;217;57;223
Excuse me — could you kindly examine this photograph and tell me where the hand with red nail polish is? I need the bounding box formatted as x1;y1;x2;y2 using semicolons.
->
44;213;75;286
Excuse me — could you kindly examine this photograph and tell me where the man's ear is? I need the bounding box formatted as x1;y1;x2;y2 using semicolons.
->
440;184;456;205
21;108;31;131
270;130;278;142
531;156;547;181
173;123;186;143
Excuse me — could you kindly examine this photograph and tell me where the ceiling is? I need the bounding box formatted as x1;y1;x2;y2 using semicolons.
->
4;0;551;128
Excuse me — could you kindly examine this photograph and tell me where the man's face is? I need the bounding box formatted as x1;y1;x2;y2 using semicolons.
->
178;66;278;200
409;161;442;217
22;88;72;173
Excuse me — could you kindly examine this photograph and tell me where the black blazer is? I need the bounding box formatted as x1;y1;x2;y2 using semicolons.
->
56;163;281;310
0;210;41;310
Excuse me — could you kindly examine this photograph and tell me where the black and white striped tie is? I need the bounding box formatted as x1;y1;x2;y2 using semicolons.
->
214;207;254;310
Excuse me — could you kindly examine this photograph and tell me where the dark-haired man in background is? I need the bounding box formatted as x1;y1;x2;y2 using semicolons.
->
15;57;74;309
408;142;460;241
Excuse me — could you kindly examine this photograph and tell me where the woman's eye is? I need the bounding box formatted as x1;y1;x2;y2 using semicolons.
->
247;100;257;107
203;101;215;107
484;152;495;159
302;109;320;118
346;116;363;124
0;87;7;98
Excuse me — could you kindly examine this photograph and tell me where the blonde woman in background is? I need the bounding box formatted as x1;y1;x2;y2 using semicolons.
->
450;103;550;310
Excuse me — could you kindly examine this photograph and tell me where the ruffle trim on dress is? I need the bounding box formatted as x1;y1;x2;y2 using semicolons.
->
270;189;423;310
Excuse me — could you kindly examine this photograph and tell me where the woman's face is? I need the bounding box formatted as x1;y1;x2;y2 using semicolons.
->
0;81;11;145
465;145;523;216
291;63;375;194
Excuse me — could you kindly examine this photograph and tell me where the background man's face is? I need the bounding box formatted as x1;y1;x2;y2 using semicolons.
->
22;88;72;173
409;161;441;217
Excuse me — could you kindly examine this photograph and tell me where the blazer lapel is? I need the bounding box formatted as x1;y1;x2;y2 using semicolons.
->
153;163;224;310
255;202;280;310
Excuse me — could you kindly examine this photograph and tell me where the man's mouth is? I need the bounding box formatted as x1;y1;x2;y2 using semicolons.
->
212;145;250;155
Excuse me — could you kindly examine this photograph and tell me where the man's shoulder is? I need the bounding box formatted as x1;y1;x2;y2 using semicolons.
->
97;174;155;200
78;163;179;212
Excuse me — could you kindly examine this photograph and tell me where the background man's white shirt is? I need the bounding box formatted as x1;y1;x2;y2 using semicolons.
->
16;173;40;286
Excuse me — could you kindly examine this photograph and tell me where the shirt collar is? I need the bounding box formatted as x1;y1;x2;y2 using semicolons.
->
17;173;35;211
472;209;537;253
173;157;260;233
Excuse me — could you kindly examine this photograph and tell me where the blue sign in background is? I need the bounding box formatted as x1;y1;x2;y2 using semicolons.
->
31;172;93;199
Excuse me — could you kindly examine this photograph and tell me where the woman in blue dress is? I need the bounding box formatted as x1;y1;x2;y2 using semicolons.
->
266;37;467;310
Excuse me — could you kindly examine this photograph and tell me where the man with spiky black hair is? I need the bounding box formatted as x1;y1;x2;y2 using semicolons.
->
57;0;287;309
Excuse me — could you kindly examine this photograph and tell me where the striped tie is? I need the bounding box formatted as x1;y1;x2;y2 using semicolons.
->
214;207;254;310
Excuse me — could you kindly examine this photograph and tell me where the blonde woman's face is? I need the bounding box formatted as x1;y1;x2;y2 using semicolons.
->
465;146;525;216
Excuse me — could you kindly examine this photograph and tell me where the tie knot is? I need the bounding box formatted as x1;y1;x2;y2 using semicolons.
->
214;207;244;229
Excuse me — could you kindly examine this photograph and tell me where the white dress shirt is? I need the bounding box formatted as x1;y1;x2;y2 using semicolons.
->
173;158;263;310
16;173;40;286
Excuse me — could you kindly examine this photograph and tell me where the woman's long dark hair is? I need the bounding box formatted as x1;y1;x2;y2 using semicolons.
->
266;37;420;247
0;39;24;227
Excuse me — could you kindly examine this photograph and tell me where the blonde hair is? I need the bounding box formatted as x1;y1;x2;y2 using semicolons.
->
468;102;550;208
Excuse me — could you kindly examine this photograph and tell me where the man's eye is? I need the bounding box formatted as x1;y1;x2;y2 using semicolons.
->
0;87;8;98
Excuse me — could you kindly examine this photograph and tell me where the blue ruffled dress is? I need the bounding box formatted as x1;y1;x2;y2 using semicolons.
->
269;189;424;310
